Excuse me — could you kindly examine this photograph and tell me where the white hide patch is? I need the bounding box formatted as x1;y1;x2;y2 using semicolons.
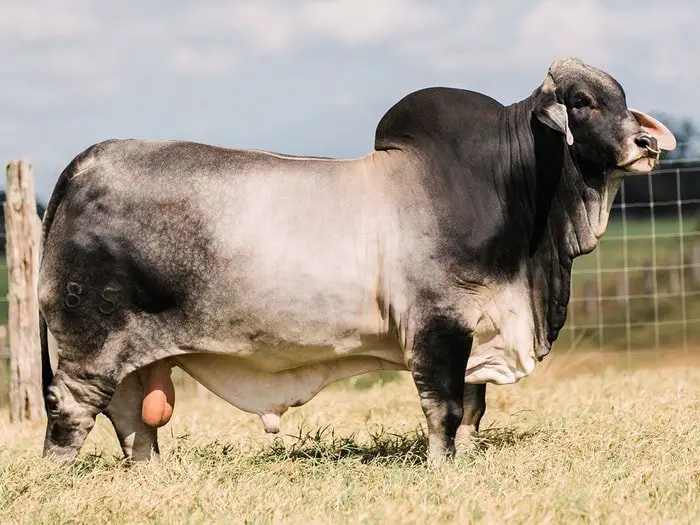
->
464;279;537;385
593;177;622;240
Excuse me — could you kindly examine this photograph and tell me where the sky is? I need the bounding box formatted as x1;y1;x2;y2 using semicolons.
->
1;0;698;202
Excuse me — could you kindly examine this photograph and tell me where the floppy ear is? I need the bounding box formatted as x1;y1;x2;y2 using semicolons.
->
628;109;677;151
534;74;574;146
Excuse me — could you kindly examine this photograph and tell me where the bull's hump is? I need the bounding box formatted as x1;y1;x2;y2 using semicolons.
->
374;87;505;152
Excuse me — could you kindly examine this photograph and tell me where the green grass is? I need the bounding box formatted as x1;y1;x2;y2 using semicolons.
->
2;355;700;524
574;217;697;272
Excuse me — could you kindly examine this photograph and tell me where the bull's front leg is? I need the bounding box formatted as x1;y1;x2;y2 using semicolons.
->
411;314;472;463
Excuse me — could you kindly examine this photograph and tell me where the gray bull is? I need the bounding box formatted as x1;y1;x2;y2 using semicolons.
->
38;57;675;464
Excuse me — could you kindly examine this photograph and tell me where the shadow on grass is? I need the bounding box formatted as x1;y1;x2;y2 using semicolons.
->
253;424;545;466
468;425;544;453
66;451;131;475
256;425;428;466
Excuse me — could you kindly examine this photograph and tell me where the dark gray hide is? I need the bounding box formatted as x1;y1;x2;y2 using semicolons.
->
38;57;675;464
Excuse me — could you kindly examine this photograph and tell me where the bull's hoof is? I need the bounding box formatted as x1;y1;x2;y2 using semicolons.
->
455;424;479;455
42;445;79;465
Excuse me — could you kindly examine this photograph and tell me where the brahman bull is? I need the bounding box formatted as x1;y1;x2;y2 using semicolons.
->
38;57;675;463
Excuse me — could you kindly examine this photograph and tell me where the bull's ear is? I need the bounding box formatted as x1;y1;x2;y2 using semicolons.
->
537;102;574;146
629;109;677;151
534;74;574;146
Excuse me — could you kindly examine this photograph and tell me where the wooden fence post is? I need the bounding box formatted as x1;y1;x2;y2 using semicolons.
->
5;160;45;422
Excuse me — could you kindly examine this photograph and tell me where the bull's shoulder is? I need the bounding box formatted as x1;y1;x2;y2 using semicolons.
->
374;87;505;152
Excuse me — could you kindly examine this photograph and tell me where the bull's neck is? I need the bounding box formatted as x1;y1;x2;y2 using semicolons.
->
502;96;621;347
502;97;618;263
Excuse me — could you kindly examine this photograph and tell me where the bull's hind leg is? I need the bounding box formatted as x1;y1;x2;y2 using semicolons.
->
44;355;174;463
456;383;486;449
43;361;117;463
411;314;472;463
459;383;486;436
104;370;159;461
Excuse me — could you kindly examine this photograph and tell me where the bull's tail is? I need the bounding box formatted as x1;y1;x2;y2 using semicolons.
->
40;315;52;405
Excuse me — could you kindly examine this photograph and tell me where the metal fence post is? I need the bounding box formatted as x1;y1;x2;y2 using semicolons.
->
5;160;45;421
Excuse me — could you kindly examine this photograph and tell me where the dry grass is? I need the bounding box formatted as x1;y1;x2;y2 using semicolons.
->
2;351;700;524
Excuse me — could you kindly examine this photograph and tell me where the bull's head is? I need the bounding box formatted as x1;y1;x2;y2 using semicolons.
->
534;57;676;173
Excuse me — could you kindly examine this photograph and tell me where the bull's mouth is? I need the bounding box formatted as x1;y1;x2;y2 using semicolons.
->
614;109;676;174
616;151;660;174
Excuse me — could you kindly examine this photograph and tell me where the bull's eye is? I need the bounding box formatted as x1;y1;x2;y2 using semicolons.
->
572;96;590;109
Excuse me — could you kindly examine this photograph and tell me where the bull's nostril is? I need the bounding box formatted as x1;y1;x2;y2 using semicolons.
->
635;134;658;152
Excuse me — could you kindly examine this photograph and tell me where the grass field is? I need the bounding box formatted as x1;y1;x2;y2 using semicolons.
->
573;217;698;273
557;217;700;351
2;353;700;524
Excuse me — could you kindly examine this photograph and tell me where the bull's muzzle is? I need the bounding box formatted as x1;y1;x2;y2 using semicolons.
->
634;133;661;157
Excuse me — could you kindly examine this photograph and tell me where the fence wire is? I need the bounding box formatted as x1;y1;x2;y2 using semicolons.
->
563;160;700;353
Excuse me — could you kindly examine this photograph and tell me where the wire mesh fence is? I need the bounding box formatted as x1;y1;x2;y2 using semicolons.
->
560;159;700;354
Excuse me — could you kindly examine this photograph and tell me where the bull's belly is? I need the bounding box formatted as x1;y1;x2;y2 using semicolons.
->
174;349;405;432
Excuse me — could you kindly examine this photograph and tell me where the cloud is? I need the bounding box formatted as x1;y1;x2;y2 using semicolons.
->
169;47;237;75
0;0;96;41
0;2;125;108
299;0;442;45
399;4;522;73
189;2;297;55
400;0;699;84
0;45;122;109
517;0;696;70
186;0;443;55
